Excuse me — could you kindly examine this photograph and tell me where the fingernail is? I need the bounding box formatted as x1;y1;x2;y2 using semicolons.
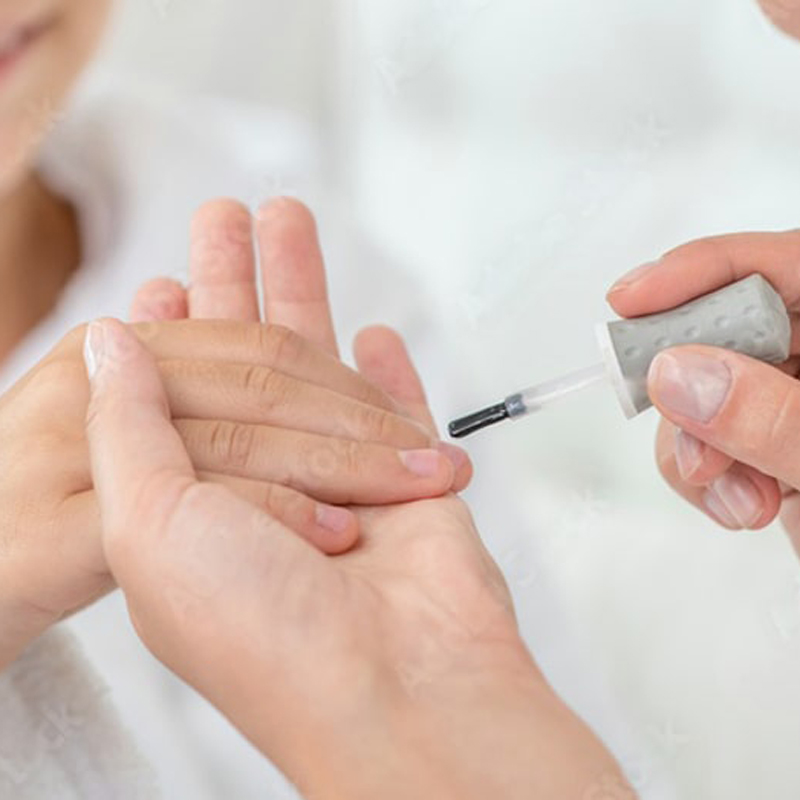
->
648;351;732;423
607;260;661;294
704;472;764;529
399;449;444;478
675;429;704;481
316;503;353;534
83;321;105;380
437;442;469;472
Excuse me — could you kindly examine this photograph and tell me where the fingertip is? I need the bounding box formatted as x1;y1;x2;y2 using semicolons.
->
437;442;473;492
130;278;188;323
399;448;456;496
255;196;313;225
314;504;360;554
191;198;252;234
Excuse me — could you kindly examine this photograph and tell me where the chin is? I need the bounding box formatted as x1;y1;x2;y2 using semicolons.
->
759;0;800;39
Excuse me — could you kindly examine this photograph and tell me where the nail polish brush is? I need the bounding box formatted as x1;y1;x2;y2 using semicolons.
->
448;274;791;439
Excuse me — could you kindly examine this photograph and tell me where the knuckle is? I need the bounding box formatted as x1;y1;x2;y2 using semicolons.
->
338;439;365;477
745;383;800;465
240;364;289;406
209;420;257;471
260;324;302;367
354;404;395;443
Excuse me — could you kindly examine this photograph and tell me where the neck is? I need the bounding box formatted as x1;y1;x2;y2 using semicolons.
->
0;171;80;362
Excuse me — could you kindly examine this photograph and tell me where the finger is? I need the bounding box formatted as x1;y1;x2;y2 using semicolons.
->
255;198;339;356
353;325;437;434
58;321;403;416
177;420;457;505
648;345;800;493
82;319;326;710
670;425;734;487
353;325;473;492
83;318;200;547
759;0;800;38
656;421;781;530
198;473;358;555
188;200;260;321
606;230;800;318
160;360;433;448
130;278;188;323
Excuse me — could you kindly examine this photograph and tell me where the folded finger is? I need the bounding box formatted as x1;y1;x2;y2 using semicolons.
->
198;472;358;555
656;421;780;530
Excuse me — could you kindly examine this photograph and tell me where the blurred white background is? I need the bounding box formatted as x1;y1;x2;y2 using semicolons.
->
67;0;800;797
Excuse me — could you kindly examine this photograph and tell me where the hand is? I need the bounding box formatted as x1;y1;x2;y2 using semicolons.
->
84;317;628;800
758;0;800;39
0;201;468;671
607;231;800;550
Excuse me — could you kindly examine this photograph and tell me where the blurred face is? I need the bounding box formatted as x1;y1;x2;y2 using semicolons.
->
759;0;800;39
0;0;112;194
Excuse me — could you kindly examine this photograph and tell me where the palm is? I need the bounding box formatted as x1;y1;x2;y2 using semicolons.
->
289;496;520;702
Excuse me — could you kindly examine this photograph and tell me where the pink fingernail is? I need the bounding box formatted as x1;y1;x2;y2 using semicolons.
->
703;472;764;530
675;429;704;481
316;504;353;534
648;351;732;423
607;260;661;294
399;449;443;478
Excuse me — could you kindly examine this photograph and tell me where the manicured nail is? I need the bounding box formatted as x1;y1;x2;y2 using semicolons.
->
648;351;732;423
399;449;443;478
675;429;704;481
437;442;469;472
704;472;764;529
316;503;353;534
83;321;105;380
607;260;661;294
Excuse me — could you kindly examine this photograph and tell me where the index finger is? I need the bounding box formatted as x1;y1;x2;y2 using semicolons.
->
607;230;800;318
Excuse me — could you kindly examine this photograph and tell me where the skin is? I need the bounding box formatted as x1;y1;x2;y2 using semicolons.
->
759;0;800;39
84;203;630;799
607;231;800;554
0;0;112;359
0;198;472;672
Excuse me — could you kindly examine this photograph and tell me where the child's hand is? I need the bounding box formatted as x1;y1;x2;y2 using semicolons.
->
0;198;470;670
607;231;800;550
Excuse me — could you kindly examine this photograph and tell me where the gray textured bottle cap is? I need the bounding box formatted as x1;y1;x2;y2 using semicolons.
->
596;274;791;419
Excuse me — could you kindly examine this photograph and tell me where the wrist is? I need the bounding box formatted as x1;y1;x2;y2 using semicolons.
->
298;640;631;800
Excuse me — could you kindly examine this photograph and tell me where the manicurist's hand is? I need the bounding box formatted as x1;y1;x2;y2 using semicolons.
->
85;315;630;800
0;202;468;672
607;231;800;551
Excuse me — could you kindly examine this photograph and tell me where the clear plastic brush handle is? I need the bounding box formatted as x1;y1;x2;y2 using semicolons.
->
505;363;607;418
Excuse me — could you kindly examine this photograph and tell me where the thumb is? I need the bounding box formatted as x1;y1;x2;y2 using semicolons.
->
84;317;197;554
647;344;792;497
83;319;326;721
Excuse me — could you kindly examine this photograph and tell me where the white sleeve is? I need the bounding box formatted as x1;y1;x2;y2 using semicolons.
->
0;628;160;800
